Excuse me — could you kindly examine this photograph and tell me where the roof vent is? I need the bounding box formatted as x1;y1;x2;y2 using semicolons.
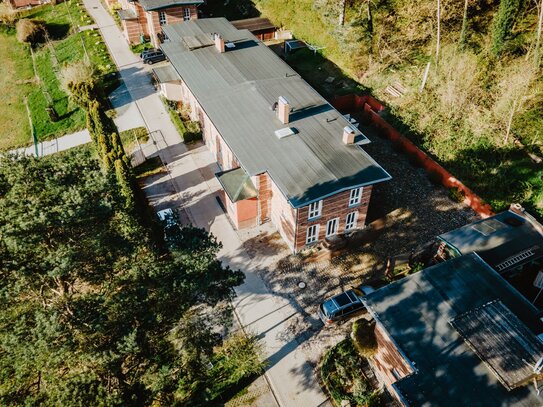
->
275;127;296;139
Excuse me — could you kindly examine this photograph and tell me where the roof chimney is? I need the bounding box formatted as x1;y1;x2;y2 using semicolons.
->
343;126;355;144
214;33;225;53
277;96;290;124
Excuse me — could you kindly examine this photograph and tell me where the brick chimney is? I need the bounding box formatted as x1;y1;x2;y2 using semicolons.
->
342;126;355;144
277;96;290;124
214;33;225;53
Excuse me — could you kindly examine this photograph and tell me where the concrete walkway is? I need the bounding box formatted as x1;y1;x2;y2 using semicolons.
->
83;2;329;405
13;129;91;157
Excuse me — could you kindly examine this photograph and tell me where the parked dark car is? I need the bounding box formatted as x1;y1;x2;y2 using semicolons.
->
139;48;157;59
142;49;166;64
318;285;375;325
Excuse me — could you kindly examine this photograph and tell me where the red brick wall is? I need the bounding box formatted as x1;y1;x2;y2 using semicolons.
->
147;5;197;46
294;186;372;251
373;323;413;404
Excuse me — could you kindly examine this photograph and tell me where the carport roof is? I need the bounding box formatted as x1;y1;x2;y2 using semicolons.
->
160;18;390;208
216;168;257;202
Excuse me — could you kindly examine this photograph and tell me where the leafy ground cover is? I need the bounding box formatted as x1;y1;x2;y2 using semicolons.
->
0;0;116;151
321;337;382;407
250;0;543;219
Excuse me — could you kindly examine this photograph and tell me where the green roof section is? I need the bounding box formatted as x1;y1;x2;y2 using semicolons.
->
138;0;203;11
160;18;391;208
363;253;543;407
152;65;180;83
216;168;257;203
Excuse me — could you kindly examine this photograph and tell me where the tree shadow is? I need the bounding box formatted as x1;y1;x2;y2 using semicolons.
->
46;23;71;40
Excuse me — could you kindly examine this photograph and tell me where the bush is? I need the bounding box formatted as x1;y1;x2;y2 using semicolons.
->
321;339;382;407
60;61;96;95
16;18;46;46
351;319;377;358
162;97;202;143
0;3;20;26
448;187;465;203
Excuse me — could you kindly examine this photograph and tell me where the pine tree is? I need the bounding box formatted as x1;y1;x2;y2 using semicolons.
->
491;0;523;56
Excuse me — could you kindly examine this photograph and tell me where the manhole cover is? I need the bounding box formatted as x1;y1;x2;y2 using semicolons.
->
298;281;306;289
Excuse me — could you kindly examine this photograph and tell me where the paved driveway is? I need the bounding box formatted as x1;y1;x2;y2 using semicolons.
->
83;1;330;405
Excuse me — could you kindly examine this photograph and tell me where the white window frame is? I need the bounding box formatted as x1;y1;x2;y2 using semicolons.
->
158;11;167;26
306;224;320;244
349;187;363;207
308;200;323;220
326;218;339;237
183;7;191;21
345;211;358;232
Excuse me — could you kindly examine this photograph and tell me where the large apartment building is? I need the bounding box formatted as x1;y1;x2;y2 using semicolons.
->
160;18;391;252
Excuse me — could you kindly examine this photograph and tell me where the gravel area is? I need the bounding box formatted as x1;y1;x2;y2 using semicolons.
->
240;121;480;395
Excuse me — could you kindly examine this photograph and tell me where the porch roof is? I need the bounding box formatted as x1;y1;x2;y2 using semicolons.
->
216;168;257;203
117;9;137;20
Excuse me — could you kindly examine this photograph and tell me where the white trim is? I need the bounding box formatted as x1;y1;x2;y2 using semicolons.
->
326;217;339;237
308;200;323;220
349;187;363;206
158;11;167;26
306;224;320;244
183;7;191;21
345;211;358;231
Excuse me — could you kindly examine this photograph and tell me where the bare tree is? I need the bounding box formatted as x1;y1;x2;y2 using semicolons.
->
459;0;469;49
339;0;346;25
436;0;441;61
535;0;543;67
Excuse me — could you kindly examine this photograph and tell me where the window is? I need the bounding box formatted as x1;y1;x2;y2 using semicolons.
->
306;224;319;244
349;187;363;206
308;200;322;220
345;212;357;232
183;7;191;21
326;218;339;237
391;368;402;381
158;11;167;26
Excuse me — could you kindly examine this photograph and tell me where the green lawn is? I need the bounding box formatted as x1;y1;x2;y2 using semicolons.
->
0;0;116;151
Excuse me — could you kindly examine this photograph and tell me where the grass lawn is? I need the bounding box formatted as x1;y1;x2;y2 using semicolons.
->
0;0;116;151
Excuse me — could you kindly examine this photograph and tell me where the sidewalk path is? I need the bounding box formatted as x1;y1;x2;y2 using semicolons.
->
83;2;329;405
13;129;91;157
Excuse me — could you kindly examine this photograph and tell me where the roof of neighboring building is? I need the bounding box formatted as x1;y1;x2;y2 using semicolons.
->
363;253;543;407
152;65;181;83
138;0;203;11
161;18;391;208
231;17;276;33
216;167;257;202
438;209;543;273
117;9;138;20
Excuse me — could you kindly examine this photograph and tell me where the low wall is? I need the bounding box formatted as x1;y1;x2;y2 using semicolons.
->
330;95;494;218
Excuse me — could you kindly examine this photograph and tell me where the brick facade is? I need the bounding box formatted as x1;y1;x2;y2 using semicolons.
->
177;75;377;252
294;186;372;251
372;323;413;404
118;3;197;46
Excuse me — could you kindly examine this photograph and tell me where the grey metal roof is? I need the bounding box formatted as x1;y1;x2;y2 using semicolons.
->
138;0;203;11
160;18;391;208
216;167;257;202
152;65;180;83
117;9;137;20
438;209;543;272
364;253;543;407
450;300;543;391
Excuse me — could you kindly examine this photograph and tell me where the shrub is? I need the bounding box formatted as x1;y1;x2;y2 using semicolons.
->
60;61;96;95
16;18;46;46
351;319;377;358
0;3;20;26
448;187;465;203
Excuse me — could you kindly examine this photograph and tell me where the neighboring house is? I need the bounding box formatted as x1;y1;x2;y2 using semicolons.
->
115;0;202;47
159;18;391;252
8;0;45;8
231;17;277;41
364;253;543;406
435;204;543;306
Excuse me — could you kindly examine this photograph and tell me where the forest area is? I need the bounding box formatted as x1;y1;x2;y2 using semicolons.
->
254;0;543;217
